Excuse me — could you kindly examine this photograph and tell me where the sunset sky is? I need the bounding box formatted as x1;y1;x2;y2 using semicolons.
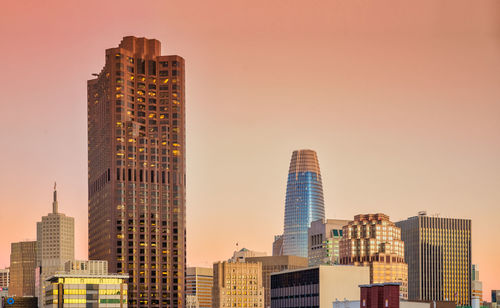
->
0;0;499;298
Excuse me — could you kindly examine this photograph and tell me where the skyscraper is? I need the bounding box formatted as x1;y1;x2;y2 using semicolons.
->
186;267;213;308
308;218;349;266
396;212;472;306
36;184;75;307
282;149;325;258
9;241;36;297
339;214;408;299
88;36;186;307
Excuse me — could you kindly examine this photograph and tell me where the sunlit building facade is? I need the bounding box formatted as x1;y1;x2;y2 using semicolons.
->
396;212;472;306
186;267;213;308
282;149;325;258
9;241;37;297
339;214;408;299
308;219;349;266
88;36;186;307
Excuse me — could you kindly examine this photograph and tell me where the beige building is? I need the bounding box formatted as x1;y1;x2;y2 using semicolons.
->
0;268;9;288
186;267;213;308
9;241;37;297
36;184;75;307
270;265;369;308
64;260;109;275
246;256;308;308
212;261;264;308
340;213;408;299
230;248;266;262
308;219;349;266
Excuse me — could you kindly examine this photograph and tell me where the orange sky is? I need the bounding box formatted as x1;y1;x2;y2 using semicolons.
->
0;0;499;300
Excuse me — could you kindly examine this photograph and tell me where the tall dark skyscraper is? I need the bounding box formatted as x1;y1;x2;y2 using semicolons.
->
88;36;186;307
282;149;325;257
396;212;471;306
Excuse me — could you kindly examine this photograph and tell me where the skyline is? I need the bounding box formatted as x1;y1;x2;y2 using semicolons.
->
0;0;499;300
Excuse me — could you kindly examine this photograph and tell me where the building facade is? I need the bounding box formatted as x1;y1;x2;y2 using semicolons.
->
230;248;267;262
0;268;9;288
282;149;325;258
88;36;186;307
246;256;308;308
396;212;472;306
271;235;283;257
9;241;36;297
308;219;349;266
36;184;75;307
212;261;264;308
270;265;369;308
186;267;212;308
339;214;408;299
44;274;128;308
471;264;482;308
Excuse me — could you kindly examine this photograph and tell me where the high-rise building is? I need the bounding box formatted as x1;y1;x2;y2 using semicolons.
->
186;267;213;308
88;36;186;307
396;212;472;306
339;214;408;299
36;184;75;307
471;264;482;308
308;218;349;266
212;261;264;308
492;290;500;303
246;255;308;308
282;149;325;258
9;241;36;297
272;235;283;256
270;265;369;308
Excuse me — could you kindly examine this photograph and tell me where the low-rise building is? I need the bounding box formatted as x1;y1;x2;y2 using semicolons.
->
270;265;369;308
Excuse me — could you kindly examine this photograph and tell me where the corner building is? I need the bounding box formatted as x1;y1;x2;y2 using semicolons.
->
88;36;186;307
282;149;325;258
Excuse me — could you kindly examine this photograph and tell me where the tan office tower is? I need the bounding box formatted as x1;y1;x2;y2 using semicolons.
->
88;36;186;307
339;213;408;299
36;184;75;307
9;241;36;297
308;218;349;266
396;212;472;306
246;256;308;308
186;267;213;308
212;261;264;308
0;268;9;289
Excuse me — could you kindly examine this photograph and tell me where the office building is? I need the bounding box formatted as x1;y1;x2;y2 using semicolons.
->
471;264;482;308
64;260;108;275
88;36;186;307
185;294;199;308
493;290;500;303
282;149;325;258
246;255;307;308
272;235;283;256
212;260;264;308
0;268;9;288
340;214;408;299
44;273;128;307
308;219;349;266
396;212;472;306
230;248;266;262
186;267;212;308
9;241;36;297
270;265;369;308
36;184;75;307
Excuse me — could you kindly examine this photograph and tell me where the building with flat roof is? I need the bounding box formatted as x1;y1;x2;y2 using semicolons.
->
308;219;349;266
396;212;471;306
9;241;36;297
212;260;264;308
270;265;370;308
246;255;308;308
88;36;186;307
186;267;212;308
340;214;408;299
230;248;266;262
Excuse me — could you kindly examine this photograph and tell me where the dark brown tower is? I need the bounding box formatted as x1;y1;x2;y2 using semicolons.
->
88;36;186;307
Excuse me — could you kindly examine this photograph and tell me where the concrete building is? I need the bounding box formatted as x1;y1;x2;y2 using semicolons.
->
36;184;75;307
272;235;283;256
230;248;266;262
88;36;186;307
44;273;128;308
270;265;369;308
9;241;36;297
308;219;349;266
472;264;482;308
64;260;108;276
493;290;500;303
186;267;212;308
0;268;9;289
282;149;325;258
396;212;472;306
246;256;308;308
185;294;199;308
340;214;408;299
212;260;264;308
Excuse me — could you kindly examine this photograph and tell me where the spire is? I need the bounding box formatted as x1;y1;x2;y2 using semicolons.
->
52;182;58;214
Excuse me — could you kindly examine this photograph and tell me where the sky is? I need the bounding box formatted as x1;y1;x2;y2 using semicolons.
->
0;0;499;299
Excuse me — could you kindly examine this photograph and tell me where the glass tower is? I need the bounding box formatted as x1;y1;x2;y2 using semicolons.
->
282;149;325;257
